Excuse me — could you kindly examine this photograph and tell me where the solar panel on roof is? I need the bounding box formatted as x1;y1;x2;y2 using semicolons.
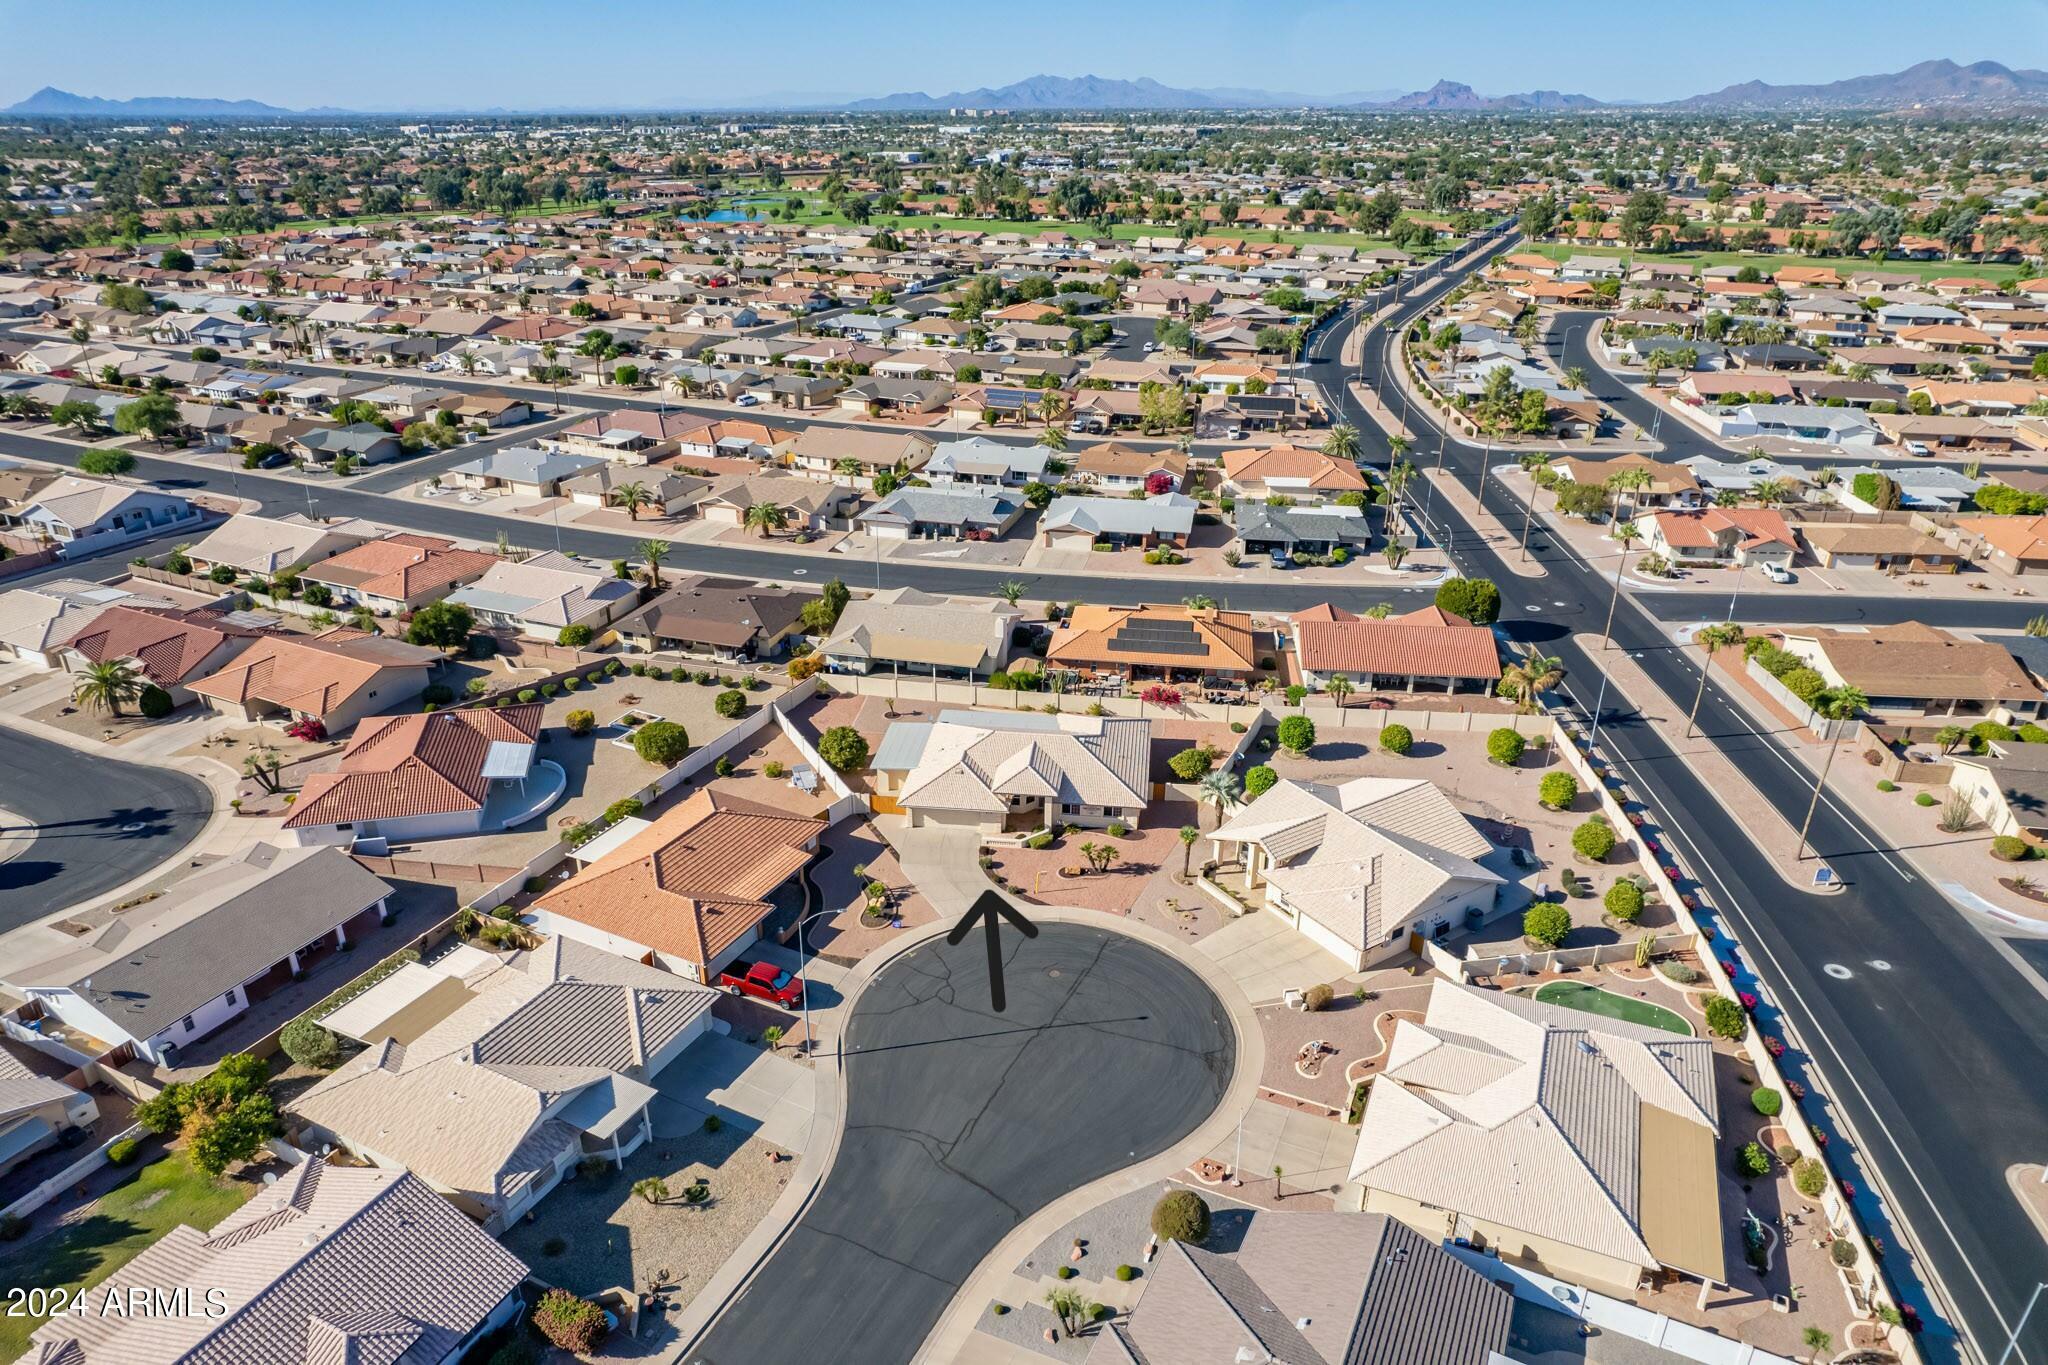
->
1107;617;1207;655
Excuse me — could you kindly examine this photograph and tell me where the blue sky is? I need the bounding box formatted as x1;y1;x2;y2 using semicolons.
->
5;0;2045;109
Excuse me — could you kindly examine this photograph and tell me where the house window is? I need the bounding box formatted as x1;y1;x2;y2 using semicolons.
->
224;988;237;1006
181;1015;196;1032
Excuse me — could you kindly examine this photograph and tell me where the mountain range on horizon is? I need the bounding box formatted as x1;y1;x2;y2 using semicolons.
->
8;59;2047;118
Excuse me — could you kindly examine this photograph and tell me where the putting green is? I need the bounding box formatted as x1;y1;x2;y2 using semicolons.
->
1534;980;1694;1036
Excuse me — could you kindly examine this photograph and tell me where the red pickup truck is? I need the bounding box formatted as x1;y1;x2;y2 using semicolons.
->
718;958;804;1008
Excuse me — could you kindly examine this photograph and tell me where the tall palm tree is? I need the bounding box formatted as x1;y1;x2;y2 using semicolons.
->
1601;519;1639;650
1197;769;1242;829
1516;452;1549;561
1796;686;1869;860
743;502;789;539
1038;425;1068;452
540;342;562;412
1607;467;1652;524
635;538;668;590
1686;623;1745;738
1324;673;1353;709
1501;653;1564;715
611;482;651;521
1321;423;1360;462
72;658;143;717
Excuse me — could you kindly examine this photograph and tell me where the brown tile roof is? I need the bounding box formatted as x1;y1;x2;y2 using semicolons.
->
1296;606;1500;682
1072;442;1187;481
1797;623;2037;705
538;788;823;968
188;628;439;720
302;534;499;602
283;704;544;828
1218;444;1368;493
57;606;256;686
1050;604;1260;675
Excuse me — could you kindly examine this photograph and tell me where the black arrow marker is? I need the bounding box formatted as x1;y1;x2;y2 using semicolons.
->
945;889;1039;1013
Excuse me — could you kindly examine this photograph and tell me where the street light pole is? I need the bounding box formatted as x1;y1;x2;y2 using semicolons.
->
791;906;836;1063
1997;1280;2048;1365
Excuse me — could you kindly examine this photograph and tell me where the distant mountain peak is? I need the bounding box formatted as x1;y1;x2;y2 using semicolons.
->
5;86;295;117
1675;58;2048;109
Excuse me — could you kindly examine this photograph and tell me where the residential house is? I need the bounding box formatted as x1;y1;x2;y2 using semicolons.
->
1831;464;1981;513
1232;503;1373;562
1;844;393;1067
531;789;826;984
0;578;167;669
290;422;404;468
1779;622;2040;720
449;393;533;428
821;586;1020;680
187;628;442;733
1637;507;1798;569
609;574;818;662
1;475;203;559
922;435;1050;488
0;1044;98;1179
552;409;703;464
787;427;934;488
1039;492;1197;551
1947;739;2048;840
55;605;261;705
1547;453;1701;510
291;937;718;1231
1347;979;1725;1297
695;471;855;534
562;464;707;519
1217;444;1368;501
446;551;638;640
446;446;606;498
860;485;1026;541
671;418;797;462
1048;604;1261;682
1797;523;1959;573
281;704;552;845
298;533;500;613
1293;605;1500;693
27;1162;528;1365
1209;777;1507;967
1071;442;1186;494
872;710;1150;833
183;512;379;580
1955;514;2048;576
1086;1211;1512;1365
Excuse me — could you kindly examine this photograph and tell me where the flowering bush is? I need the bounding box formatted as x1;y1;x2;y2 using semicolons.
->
1786;1079;1807;1100
284;717;328;743
1663;864;1682;879
1764;1036;1786;1058
1139;685;1183;707
1739;991;1759;1011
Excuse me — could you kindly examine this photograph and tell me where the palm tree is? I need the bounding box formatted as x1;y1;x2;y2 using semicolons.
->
1516;452;1550;561
539;342;562;412
1197;770;1242;829
1179;824;1200;879
1038;425;1068;452
996;580;1028;607
1607;467;1652;524
1321;423;1360;462
1383;542;1408;571
1935;723;1966;755
743;501;789;539
1387;434;1411;462
72;658;142;717
833;457;863;479
1796;686;1869;860
611;482;651;521
1324;673;1353;709
635;538;668;590
1686;623;1745;738
1601;519;1639;650
1501;653;1564;715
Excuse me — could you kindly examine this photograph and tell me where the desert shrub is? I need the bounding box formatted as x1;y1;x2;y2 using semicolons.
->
1106;820;1129;837
517;688;538;704
556;624;593;647
1604;880;1644;922
1538;771;1577;809
1523;900;1571;947
632;720;690;766
602;797;644;825
1659;960;1701;985
1024;830;1055;850
1572;816;1616;862
1793;1157;1829;1198
1379;723;1412;755
1704;994;1748;1041
532;1290;608;1354
1830;1238;1860;1268
1276;714;1316;754
1303;983;1333;1011
714;689;747;719
1486;727;1525;765
1150;1189;1211;1244
1751;1086;1783;1116
279;1016;341;1069
765;760;787;778
1243;765;1277;799
562;675;581;691
137;685;173;719
1115;1264;1137;1282
1875;779;1897;792
1734;1141;1772;1179
714;756;734;777
818;725;870;772
1992;834;2030;861
1914;792;1937;807
564;709;595;736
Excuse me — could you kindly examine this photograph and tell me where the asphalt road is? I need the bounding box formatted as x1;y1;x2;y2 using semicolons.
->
688;920;1234;1365
0;724;212;933
1319;233;2048;1364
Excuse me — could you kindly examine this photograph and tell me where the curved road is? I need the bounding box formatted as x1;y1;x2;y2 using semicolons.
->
1316;231;2048;1365
0;725;213;933
689;921;1234;1365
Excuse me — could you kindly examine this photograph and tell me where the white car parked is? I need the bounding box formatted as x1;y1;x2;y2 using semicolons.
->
1760;562;1794;584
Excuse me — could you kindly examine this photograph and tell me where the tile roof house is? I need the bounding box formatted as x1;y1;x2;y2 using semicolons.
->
532;789;825;983
55;605;263;703
2;844;394;1067
872;710;1151;834
282;703;550;844
445;551;638;639
859;484;1027;541
694;470;855;533
1953;513;2048;576
297;533;500;612
1209;776;1507;969
609;574;818;662
1292;604;1501;692
1779;622;2041;721
1070;442;1186;493
1085;1210;1511;1365
290;937;718;1232
1039;491;1197;550
821;586;1020;680
187;627;442;732
1638;507;1797;569
182;512;380;578
1347;979;1726;1295
27;1161;528;1365
1218;444;1369;500
1048;603;1261;681
0;579;170;670
1;475;204;559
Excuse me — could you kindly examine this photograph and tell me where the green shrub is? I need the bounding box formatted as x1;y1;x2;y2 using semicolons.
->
1243;765;1278;799
714;689;747;719
1704;994;1748;1041
818;725;870;772
1830;1238;1860;1268
1106;820;1129;837
714;756;735;777
1604;880;1644;922
1572;816;1616;862
1793;1157;1828;1198
1734;1141;1772;1179
1751;1087;1783;1116
1276;714;1316;754
1658;960;1701;985
764;759;788;778
632;720;691;766
517;688;538;703
532;1289;608;1354
1435;576;1501;624
562;675;582;691
564;709;595;736
1115;1264;1137;1282
421;683;454;706
1971;720;2017;747
602;797;644;825
1486;727;1525;765
556;624;593;647
1523;900;1571;947
1779;667;1826;704
1875;779;1897;792
1914;792;1937;807
1167;745;1217;781
137;685;173;720
1024;830;1055;850
1993;834;2031;861
1150;1189;1211;1244
1379;722;1412;755
279;1016;341;1069
107;1138;140;1165
1538;771;1577;809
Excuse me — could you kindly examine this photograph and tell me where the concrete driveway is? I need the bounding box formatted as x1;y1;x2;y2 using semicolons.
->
651;1032;816;1154
1193;909;1351;1004
1200;1099;1359;1205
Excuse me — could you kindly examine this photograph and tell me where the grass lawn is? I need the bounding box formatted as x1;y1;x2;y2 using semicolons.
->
1513;241;2026;286
0;1151;255;1361
1533;979;1694;1036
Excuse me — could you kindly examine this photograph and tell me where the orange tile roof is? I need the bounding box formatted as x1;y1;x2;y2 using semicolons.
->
1049;604;1260;675
188;629;438;720
303;535;500;603
537;789;824;968
1218;444;1369;493
58;606;256;686
1296;606;1500;682
282;704;544;828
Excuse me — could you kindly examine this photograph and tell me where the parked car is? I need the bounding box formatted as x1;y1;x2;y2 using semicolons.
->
735;393;761;407
718;957;804;1008
1760;562;1794;584
1269;547;1292;569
